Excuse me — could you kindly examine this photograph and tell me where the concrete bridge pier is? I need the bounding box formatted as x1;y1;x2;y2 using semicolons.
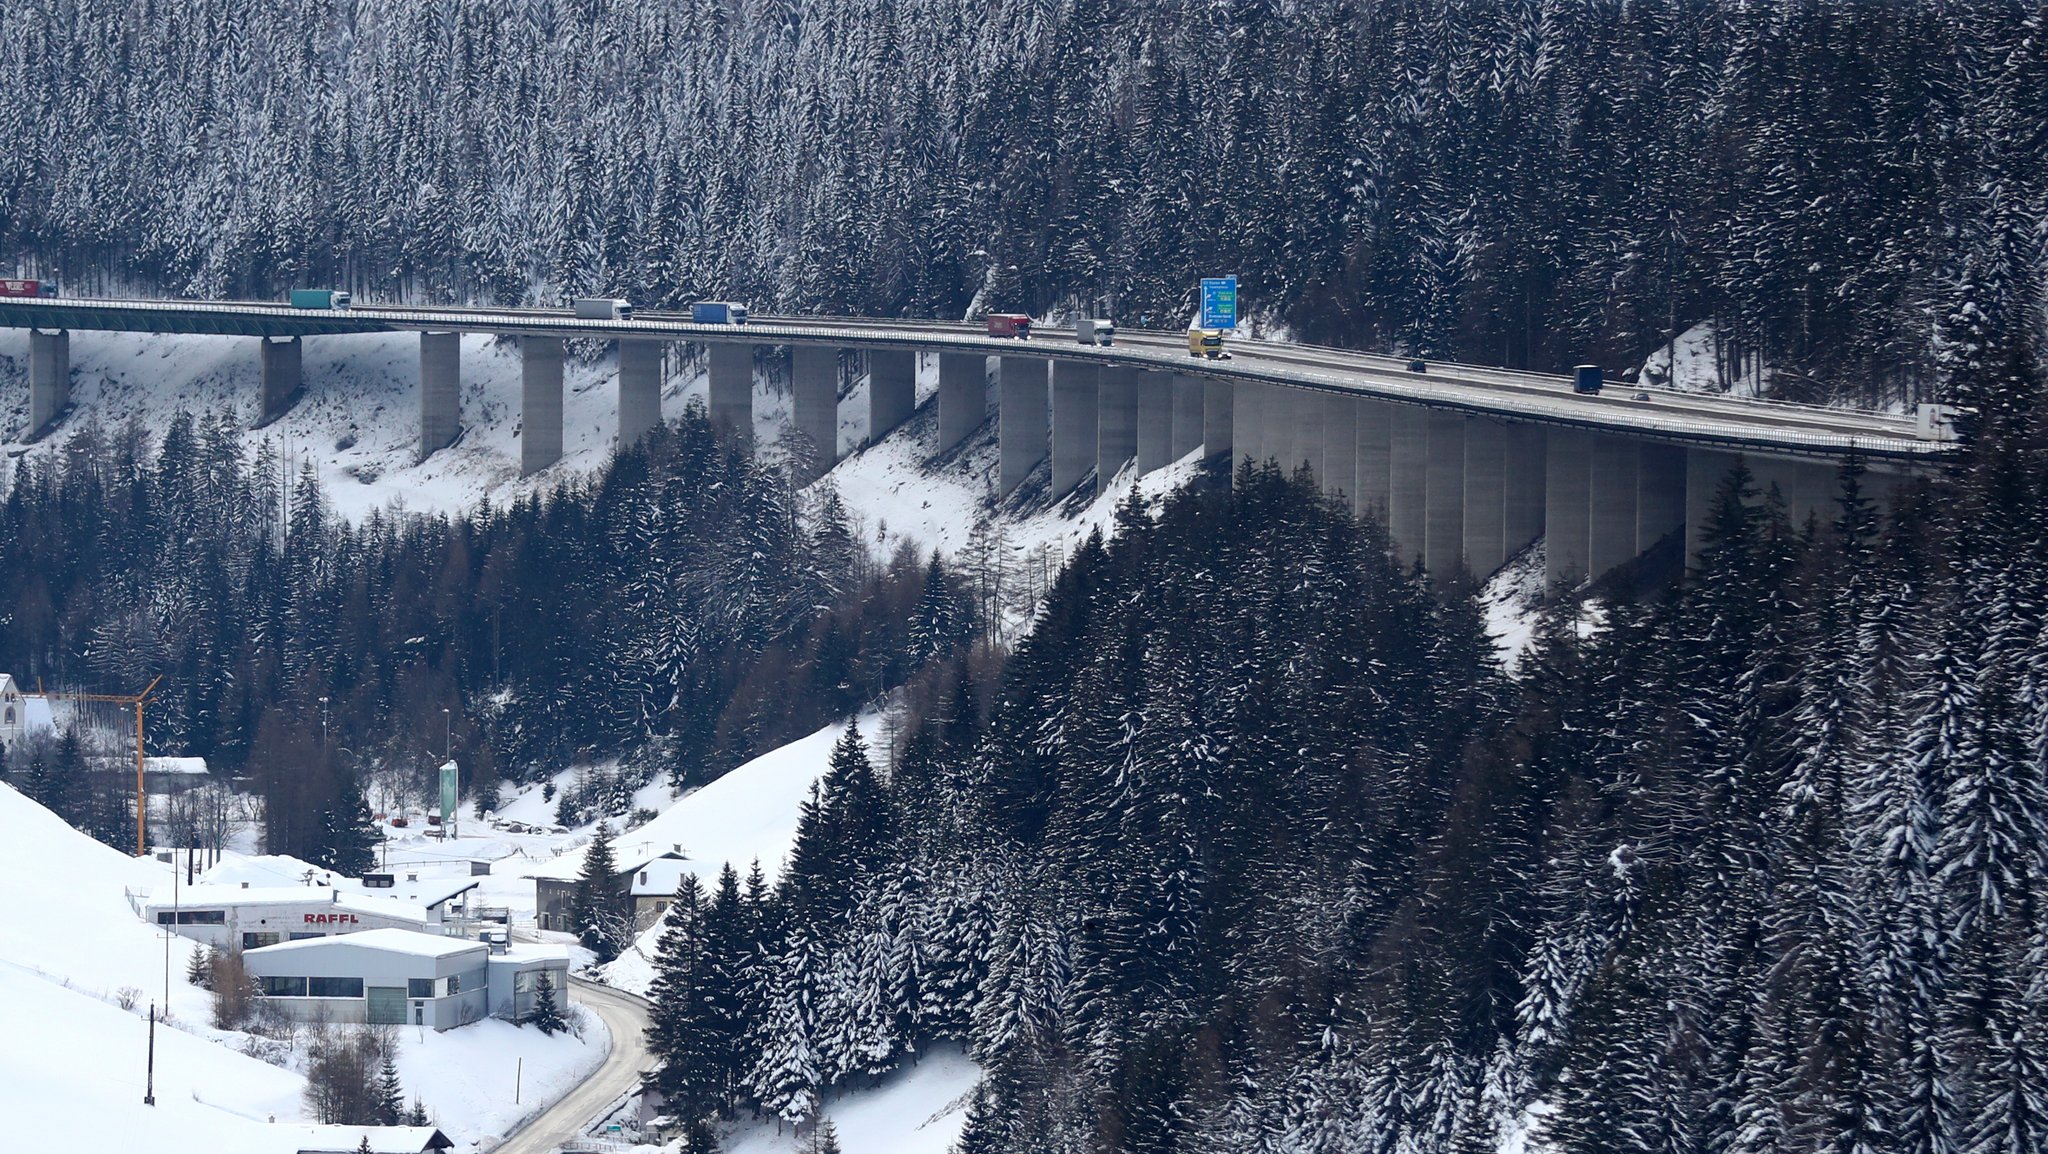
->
27;328;70;438
1505;424;1547;556
1356;400;1392;520
707;343;754;442
1545;429;1594;589
1587;434;1640;578
520;337;564;476
1752;455;1837;534
791;346;839;483
1267;386;1305;477
419;332;461;460
1388;406;1429;569
1462;418;1508;578
1098;367;1138;490
1685;447;1742;569
1232;382;1267;473
1201;378;1233;466
1137;371;1174;474
617;340;663;449
1051;360;1099;496
998;356;1049;494
1171;375;1203;460
868;350;916;445
936;353;985;452
258;336;303;424
1320;393;1357;505
1424;412;1467;578
1636;442;1687;555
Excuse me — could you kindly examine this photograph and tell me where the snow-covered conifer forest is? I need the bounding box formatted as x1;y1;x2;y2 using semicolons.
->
4;1;2046;406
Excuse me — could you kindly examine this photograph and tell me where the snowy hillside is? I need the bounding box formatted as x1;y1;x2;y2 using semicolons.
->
0;781;605;1152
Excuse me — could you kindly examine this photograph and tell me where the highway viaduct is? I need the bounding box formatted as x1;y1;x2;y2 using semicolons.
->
1;297;1952;591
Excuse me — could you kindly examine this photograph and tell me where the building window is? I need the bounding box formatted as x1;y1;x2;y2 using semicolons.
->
308;977;364;998
289;932;323;941
408;978;435;999
165;910;224;925
446;973;461;995
243;932;280;950
4;707;12;724
260;976;308;998
514;970;536;993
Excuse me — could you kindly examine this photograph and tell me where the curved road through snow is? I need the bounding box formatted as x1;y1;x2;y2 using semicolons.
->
495;977;652;1154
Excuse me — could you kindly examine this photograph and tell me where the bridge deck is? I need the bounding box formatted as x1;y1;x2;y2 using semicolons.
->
0;297;1941;461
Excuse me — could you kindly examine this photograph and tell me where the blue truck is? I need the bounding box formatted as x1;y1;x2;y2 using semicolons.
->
691;301;749;325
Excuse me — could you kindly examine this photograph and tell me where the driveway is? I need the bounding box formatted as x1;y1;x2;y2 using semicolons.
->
493;977;652;1154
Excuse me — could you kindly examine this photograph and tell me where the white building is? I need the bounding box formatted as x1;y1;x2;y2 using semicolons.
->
0;674;54;746
241;928;570;1031
141;885;431;951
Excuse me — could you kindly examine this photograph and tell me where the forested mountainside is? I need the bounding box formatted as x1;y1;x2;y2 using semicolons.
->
635;367;2048;1150
6;1;2046;406
0;405;973;867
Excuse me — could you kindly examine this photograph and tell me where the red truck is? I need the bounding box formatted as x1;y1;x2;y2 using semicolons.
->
0;278;57;298
986;313;1032;339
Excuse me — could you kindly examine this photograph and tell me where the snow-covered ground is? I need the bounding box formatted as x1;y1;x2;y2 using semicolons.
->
719;1044;982;1154
1480;541;1547;674
588;714;884;994
0;780;604;1152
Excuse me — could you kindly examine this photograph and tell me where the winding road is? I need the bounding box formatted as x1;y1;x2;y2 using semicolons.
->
494;977;652;1154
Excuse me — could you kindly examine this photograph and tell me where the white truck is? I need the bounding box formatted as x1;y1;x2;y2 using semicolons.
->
572;297;633;320
1075;318;1116;346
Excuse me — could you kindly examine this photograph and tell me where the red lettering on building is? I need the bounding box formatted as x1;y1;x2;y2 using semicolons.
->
302;912;362;926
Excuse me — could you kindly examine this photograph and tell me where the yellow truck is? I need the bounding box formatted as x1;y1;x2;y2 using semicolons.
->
1186;328;1226;358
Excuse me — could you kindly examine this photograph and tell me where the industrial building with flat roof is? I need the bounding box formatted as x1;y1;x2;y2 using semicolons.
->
241;928;570;1031
140;885;432;950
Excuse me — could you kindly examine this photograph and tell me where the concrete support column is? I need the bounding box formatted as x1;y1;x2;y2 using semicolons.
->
419;332;461;460
1636;441;1687;556
1051;360;1100;497
868;349;916;445
1202;377;1233;467
1425;412;1467;577
1232;382;1267;474
258;336;303;423
1098;367;1139;490
1463;418;1509;579
1137;371;1174;473
1685;448;1742;571
617;340;663;449
1752;456;1837;534
520;336;564;477
1171;375;1204;461
1388;406;1430;569
791;346;839;483
1319;394;1358;506
27;328;70;438
1587;434;1640;578
1504;423;1547;556
1266;387;1300;477
1545;429;1593;590
998;356;1049;494
936;353;986;452
1356;401;1392;520
707;343;754;442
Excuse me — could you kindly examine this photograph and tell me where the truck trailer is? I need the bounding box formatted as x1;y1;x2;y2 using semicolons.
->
289;288;351;310
573;297;633;320
986;313;1032;339
0;278;56;298
1074;318;1116;346
691;301;749;325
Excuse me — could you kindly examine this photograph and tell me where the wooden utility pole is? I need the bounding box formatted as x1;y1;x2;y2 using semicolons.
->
48;675;164;856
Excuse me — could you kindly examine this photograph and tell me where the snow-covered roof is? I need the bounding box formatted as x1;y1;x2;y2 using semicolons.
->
198;854;342;889
144;755;210;775
626;855;695;897
525;841;687;883
348;875;480;910
247;927;483;961
492;943;572;966
142;885;429;922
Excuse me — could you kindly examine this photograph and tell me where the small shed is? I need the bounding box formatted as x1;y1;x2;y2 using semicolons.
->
289;1124;454;1153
